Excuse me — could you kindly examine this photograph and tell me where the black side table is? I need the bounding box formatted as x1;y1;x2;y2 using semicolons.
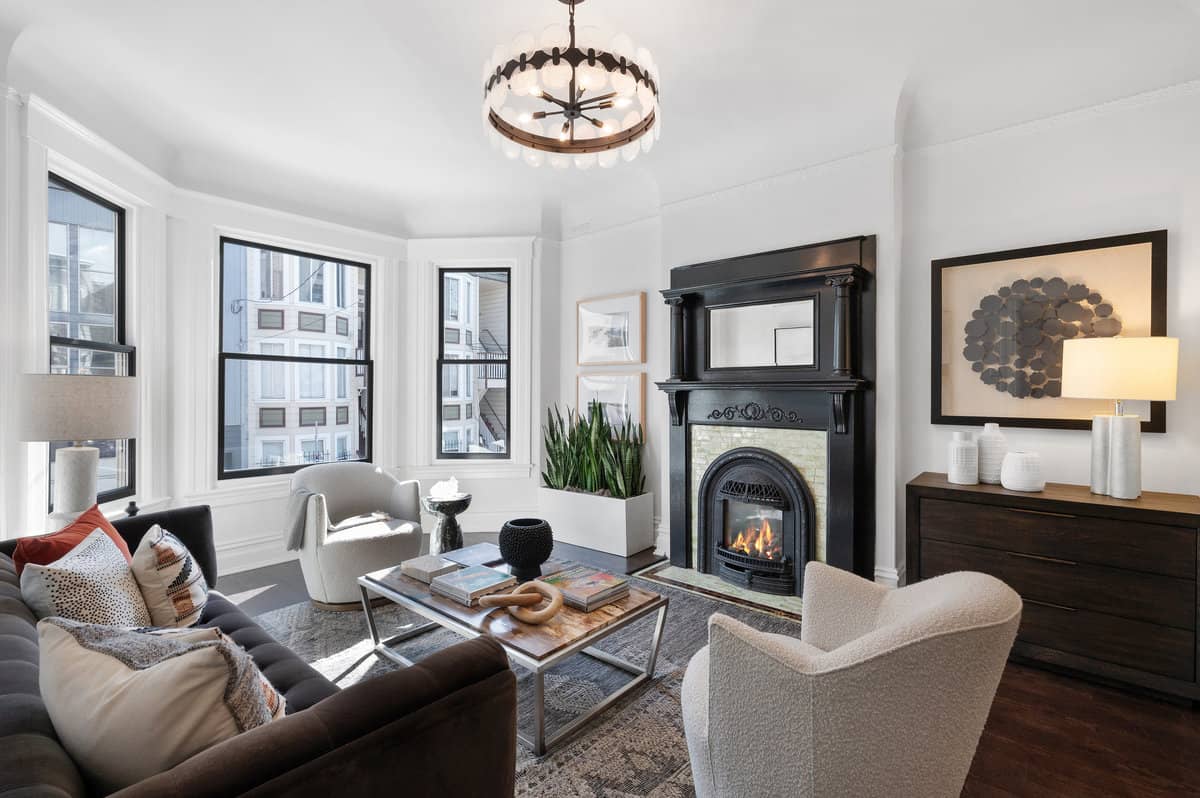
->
421;494;472;554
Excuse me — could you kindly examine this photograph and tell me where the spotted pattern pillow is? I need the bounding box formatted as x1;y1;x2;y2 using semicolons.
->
131;524;209;627
20;529;151;626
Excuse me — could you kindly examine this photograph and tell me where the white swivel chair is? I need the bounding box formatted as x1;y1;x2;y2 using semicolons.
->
682;561;1021;798
290;462;423;608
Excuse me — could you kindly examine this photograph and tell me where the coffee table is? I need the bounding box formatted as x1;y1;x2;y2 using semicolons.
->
357;567;669;755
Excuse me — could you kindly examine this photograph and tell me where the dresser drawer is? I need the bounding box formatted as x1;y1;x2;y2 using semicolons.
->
1019;600;1195;682
921;538;1195;629
920;497;1197;579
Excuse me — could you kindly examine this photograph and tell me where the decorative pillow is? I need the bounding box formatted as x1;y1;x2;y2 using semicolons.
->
20;529;151;626
12;504;132;577
130;524;208;627
38;617;285;793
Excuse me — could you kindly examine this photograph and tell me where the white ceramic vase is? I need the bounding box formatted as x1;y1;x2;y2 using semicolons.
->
947;431;979;485
1000;451;1045;492
977;423;1007;485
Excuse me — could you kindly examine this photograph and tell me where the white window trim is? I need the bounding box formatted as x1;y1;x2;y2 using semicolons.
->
406;238;537;478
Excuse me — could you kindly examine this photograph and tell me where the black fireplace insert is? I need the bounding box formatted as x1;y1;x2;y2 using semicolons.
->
696;447;815;596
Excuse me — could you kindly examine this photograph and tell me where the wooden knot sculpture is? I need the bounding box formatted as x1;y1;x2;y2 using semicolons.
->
477;581;564;624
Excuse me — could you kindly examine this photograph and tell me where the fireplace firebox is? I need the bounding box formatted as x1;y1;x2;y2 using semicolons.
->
697;447;815;596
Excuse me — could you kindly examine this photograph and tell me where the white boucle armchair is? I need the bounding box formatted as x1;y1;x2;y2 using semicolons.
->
681;561;1021;798
291;462;423;607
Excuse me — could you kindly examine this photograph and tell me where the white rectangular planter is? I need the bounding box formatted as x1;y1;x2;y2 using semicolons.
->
538;487;655;557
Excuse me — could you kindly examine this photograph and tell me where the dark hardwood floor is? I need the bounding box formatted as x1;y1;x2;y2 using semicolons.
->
221;558;1200;796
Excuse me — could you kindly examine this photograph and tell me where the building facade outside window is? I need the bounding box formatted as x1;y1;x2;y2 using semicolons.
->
219;237;371;478
436;268;509;459
47;173;135;507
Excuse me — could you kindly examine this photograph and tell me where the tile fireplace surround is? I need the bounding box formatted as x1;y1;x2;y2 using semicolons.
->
689;425;829;564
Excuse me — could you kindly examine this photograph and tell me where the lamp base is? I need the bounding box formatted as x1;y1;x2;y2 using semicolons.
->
52;446;99;517
1089;415;1141;500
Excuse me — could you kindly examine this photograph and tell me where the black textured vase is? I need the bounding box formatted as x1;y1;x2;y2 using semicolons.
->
499;518;554;581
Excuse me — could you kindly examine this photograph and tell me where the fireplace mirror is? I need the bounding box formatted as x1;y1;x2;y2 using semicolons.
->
707;298;816;369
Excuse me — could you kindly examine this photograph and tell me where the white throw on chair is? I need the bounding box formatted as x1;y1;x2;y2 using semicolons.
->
290;462;423;607
681;561;1021;798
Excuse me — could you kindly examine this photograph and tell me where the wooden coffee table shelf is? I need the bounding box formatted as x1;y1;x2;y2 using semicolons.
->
358;568;669;755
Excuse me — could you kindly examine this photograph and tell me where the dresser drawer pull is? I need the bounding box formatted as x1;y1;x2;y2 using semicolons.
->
1007;507;1077;520
1006;551;1078;566
1024;598;1077;613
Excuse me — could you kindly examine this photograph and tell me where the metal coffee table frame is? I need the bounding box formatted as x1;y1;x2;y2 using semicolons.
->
357;575;669;755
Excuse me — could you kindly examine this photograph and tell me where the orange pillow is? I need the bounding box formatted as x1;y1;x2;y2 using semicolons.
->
12;505;133;577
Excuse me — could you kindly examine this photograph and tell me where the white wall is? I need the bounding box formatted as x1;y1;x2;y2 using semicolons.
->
900;83;1200;505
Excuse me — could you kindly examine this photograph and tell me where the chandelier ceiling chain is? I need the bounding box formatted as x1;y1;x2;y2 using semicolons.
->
481;0;661;170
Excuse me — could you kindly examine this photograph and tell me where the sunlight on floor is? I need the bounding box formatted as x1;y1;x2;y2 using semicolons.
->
223;584;278;605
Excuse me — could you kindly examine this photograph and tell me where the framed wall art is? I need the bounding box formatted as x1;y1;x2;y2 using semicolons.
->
577;291;646;365
577;372;646;429
932;230;1167;431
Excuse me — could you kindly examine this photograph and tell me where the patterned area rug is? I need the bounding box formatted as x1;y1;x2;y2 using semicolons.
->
253;577;801;797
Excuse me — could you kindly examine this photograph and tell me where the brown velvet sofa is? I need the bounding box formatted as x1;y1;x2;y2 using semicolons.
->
0;506;517;798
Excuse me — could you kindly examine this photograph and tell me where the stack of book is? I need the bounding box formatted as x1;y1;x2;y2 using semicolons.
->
398;554;459;584
430;565;516;606
442;543;505;568
541;565;629;612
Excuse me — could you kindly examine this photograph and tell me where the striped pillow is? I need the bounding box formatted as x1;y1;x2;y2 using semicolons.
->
130;525;208;628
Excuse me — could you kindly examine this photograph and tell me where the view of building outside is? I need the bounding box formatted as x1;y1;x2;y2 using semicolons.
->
47;175;130;500
221;240;369;474
440;270;508;455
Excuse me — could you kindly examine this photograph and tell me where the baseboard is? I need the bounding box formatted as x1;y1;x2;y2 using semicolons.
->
874;565;902;588
216;533;296;575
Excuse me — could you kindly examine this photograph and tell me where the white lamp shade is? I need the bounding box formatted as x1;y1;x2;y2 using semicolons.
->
18;374;139;442
1061;337;1179;402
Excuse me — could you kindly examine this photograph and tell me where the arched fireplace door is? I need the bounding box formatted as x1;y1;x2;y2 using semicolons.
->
696;447;816;596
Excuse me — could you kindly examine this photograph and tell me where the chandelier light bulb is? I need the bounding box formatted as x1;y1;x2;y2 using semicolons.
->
483;0;660;170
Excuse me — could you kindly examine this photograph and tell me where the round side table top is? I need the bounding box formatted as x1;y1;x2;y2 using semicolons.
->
422;494;472;515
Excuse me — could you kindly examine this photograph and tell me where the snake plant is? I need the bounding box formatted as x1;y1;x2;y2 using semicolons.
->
542;401;646;499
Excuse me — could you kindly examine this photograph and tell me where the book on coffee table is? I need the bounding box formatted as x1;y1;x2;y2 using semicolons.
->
442;543;505;569
399;554;459;584
430;565;517;606
541;565;629;612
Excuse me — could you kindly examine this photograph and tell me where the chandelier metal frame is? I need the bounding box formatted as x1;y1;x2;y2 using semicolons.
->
483;0;660;160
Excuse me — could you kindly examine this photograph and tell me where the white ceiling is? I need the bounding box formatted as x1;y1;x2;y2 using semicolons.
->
3;0;1200;237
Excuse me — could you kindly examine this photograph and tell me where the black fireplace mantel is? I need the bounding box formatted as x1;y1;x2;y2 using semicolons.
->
656;236;877;581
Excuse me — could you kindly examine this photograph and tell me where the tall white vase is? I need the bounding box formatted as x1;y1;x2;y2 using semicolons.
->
947;431;979;485
977;423;1007;485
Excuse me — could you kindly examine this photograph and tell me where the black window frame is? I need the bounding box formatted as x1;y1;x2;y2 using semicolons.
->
436;268;510;460
218;236;372;479
47;172;136;511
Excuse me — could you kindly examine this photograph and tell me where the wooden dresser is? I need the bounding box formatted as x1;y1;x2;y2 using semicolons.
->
906;472;1200;701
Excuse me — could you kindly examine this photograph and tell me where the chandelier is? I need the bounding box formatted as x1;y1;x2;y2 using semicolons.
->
481;0;661;169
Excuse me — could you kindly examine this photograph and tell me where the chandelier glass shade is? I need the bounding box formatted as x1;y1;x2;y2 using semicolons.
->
481;0;661;169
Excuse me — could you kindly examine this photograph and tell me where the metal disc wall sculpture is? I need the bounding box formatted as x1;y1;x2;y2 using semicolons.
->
962;277;1122;400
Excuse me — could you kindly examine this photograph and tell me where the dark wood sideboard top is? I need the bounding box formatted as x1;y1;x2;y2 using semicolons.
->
908;472;1200;527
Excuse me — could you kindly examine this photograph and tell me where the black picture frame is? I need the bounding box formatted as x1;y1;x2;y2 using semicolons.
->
931;230;1168;432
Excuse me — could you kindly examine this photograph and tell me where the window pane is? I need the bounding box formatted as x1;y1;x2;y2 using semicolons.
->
439;363;506;456
49;177;119;343
259;343;286;399
444;277;459;321
221;240;366;355
50;439;130;498
222;358;368;474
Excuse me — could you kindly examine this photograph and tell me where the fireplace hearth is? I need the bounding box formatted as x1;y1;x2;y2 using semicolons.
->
698;447;814;596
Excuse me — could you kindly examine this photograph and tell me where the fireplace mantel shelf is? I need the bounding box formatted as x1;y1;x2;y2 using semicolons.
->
656;378;870;393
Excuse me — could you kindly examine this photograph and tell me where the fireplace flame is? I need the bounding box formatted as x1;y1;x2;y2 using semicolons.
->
729;517;782;560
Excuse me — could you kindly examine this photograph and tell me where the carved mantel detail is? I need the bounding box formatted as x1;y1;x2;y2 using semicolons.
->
707;402;803;424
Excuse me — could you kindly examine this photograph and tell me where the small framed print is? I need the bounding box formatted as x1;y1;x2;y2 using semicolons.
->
577;372;646;429
932;230;1167;431
577;291;646;366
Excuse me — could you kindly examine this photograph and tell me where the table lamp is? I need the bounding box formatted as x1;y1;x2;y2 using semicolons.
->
17;374;139;519
1061;337;1178;500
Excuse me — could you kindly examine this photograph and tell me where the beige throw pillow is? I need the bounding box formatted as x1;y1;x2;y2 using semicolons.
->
20;529;151;626
130;524;208;627
38;618;285;793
